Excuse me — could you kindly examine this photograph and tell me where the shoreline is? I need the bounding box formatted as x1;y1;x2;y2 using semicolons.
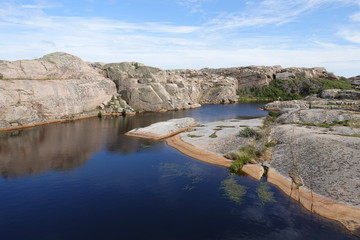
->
166;133;360;237
0;112;135;133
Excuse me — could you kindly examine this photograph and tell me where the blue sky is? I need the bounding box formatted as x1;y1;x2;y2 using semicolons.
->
0;0;360;76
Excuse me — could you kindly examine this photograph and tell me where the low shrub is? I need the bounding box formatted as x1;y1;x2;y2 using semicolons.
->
239;127;262;140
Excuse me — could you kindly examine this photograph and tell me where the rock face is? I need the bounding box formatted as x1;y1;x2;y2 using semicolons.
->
270;125;360;207
275;67;338;80
0;53;117;129
349;75;360;89
101;63;339;111
0;52;344;129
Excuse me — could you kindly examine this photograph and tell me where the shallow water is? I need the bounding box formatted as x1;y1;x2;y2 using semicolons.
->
0;103;358;240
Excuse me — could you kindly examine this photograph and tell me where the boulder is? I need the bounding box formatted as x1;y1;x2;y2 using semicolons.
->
0;53;117;129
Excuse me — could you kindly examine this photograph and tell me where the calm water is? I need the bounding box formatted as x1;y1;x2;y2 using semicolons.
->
0;103;357;240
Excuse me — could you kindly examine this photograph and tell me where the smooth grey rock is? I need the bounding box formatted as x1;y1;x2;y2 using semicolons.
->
127;117;198;139
270;125;360;206
277;109;360;124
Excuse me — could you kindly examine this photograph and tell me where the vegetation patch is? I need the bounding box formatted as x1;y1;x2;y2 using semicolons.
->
256;182;276;206
239;127;262;140
265;141;276;148
187;134;202;138
228;145;263;173
216;125;236;128
296;120;353;128
238;77;353;101
209;131;218;138
221;175;247;204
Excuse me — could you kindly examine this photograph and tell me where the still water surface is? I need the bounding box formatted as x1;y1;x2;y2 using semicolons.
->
0;103;358;240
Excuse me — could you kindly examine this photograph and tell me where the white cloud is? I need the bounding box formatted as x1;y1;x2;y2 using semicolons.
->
350;12;360;21
338;29;360;43
207;0;360;30
177;0;207;13
0;0;360;78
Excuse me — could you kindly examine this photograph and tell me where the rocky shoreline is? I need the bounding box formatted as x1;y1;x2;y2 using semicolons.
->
124;102;360;236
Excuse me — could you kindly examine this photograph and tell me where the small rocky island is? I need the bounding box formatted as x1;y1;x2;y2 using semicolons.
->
1;52;360;236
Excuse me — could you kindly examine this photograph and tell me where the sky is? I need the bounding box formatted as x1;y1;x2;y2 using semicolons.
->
0;0;360;77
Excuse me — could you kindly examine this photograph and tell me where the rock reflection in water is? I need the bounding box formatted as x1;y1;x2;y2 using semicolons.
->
0;119;120;178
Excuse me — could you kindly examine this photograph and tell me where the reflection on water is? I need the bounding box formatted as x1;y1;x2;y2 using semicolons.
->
0;103;357;240
0;103;268;178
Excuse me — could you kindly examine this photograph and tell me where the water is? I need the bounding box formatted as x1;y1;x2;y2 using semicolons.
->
0;103;357;240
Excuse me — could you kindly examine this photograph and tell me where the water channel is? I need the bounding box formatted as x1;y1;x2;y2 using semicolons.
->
0;103;357;239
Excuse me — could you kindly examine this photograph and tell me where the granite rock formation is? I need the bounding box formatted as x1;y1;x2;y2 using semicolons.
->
0;52;342;129
0;53;117;129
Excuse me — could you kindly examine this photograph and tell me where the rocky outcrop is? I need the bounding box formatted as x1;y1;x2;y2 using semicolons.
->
0;52;345;129
0;53;118;129
349;75;360;89
125;117;199;140
276;109;360;124
321;89;360;100
275;67;338;80
101;63;340;111
269;124;360;233
0;52;104;80
265;89;360;112
101;62;238;111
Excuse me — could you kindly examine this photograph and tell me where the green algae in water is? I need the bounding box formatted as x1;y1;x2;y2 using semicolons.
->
221;175;247;204
256;182;276;206
159;162;204;191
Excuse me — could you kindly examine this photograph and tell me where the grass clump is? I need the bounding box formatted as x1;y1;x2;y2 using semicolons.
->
216;125;236;128
187;134;202;138
239;127;262;140
265;141;276;148
209;131;218;138
228;145;262;173
97;111;102;119
268;110;282;118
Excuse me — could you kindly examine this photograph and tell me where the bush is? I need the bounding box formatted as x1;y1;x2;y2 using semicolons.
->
268;110;281;117
237;77;353;100
239;127;262;140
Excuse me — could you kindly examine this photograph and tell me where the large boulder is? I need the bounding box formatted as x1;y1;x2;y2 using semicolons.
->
0;53;117;129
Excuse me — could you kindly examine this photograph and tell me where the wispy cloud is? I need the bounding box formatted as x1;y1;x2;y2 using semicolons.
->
0;0;360;77
177;0;206;13
207;0;360;30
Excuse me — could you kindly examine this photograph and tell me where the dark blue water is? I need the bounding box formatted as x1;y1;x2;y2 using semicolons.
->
0;103;357;240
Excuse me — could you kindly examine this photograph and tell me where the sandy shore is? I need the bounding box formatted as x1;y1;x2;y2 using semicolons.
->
166;134;232;167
